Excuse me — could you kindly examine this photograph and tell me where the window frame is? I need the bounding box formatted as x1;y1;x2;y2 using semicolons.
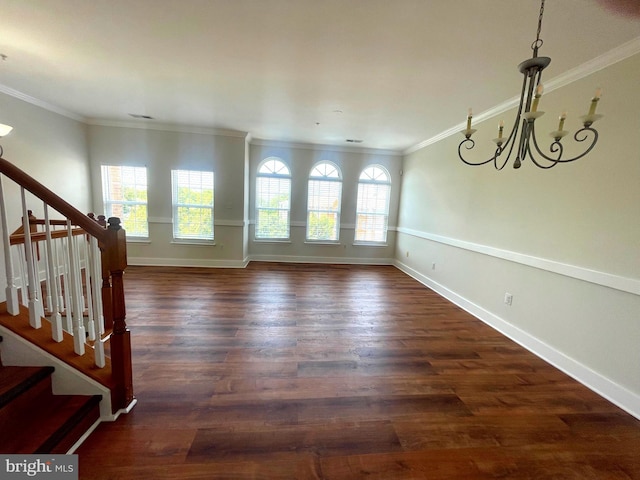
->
101;165;149;239
354;165;391;245
255;158;292;241
305;161;343;243
171;169;215;243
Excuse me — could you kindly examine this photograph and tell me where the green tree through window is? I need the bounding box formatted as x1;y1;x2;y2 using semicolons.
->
172;170;214;240
306;161;342;241
101;165;148;237
256;158;291;240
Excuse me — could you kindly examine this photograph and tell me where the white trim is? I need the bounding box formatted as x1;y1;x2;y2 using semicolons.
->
250;138;401;156
170;240;216;247
128;256;248;268
0;83;86;122
148;217;244;227
250;221;398;231
87;119;247;138
396;226;640;296
218;220;245;227
66;418;102;454
404;37;640;155
394;260;640;421
250;254;394;265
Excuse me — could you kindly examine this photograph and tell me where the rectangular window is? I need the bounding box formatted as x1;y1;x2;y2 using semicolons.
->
306;179;341;241
355;183;390;243
101;165;148;237
171;169;214;241
256;176;291;239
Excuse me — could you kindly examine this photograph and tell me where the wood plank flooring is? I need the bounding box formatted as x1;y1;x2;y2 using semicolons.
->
76;263;640;479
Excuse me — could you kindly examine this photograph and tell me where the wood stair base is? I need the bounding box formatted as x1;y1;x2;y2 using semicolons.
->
0;364;102;454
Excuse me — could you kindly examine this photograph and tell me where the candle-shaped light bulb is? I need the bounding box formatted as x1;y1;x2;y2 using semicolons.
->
558;111;567;131
588;87;602;116
498;120;504;139
531;84;544;113
467;108;473;131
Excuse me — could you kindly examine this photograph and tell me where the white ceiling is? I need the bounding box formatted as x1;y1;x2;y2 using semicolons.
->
0;0;639;152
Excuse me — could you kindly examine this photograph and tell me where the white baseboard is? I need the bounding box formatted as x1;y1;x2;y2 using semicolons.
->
249;254;395;265
394;260;640;421
128;257;249;268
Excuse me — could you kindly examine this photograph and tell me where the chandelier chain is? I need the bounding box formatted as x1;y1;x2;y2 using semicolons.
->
532;0;545;52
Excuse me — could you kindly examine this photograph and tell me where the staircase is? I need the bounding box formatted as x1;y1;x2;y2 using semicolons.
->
0;155;135;453
0;360;101;453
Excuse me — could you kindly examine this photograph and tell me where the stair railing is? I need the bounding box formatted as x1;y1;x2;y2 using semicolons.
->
0;156;133;412
10;212;108;366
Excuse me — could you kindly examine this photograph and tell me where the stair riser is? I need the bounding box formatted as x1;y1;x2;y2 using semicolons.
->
0;376;55;452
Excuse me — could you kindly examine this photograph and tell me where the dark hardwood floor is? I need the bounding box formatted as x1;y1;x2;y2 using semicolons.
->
76;263;640;479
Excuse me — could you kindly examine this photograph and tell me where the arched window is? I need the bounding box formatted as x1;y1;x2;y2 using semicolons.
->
306;161;342;241
256;157;291;239
355;165;391;243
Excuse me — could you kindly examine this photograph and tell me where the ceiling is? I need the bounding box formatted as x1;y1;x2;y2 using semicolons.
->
0;0;639;152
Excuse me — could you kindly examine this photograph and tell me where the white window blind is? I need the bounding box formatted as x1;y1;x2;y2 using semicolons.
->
306;162;342;241
171;169;214;241
101;165;148;237
256;158;291;240
355;165;391;243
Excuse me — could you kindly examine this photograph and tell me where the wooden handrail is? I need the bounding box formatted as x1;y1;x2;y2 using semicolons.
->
0;157;107;241
10;227;86;245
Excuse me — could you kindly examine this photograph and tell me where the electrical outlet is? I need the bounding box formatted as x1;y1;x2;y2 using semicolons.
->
432;263;436;270
406;251;409;257
504;293;513;306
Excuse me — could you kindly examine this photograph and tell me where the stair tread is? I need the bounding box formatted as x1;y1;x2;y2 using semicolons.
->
0;365;55;408
1;392;101;453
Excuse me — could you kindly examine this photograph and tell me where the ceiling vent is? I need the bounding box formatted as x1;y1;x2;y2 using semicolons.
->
128;114;154;119
346;139;363;143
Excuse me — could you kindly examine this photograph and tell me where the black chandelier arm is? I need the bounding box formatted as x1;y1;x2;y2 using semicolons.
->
458;138;496;166
530;123;599;166
493;144;512;170
528;124;562;169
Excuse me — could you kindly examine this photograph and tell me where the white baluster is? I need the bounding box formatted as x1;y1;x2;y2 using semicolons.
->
89;235;105;368
66;220;85;355
44;204;63;342
21;188;41;328
82;235;96;342
32;241;45;319
91;236;105;336
52;237;65;316
0;175;19;314
60;236;73;333
17;247;27;307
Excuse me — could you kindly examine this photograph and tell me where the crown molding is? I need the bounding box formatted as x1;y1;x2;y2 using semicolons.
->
87;119;247;138
250;138;402;157
0;83;86;122
404;36;640;155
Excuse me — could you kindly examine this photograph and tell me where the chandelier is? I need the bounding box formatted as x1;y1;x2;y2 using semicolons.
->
458;0;603;170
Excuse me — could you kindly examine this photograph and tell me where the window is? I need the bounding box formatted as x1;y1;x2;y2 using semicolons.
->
355;165;391;243
171;169;215;241
256;158;291;240
306;161;342;241
101;165;148;237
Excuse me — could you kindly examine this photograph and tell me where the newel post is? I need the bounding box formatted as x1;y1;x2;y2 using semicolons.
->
103;217;134;412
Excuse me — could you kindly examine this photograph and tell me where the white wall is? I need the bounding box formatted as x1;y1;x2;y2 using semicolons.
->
248;141;402;264
395;53;640;418
0;92;90;301
87;124;249;267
